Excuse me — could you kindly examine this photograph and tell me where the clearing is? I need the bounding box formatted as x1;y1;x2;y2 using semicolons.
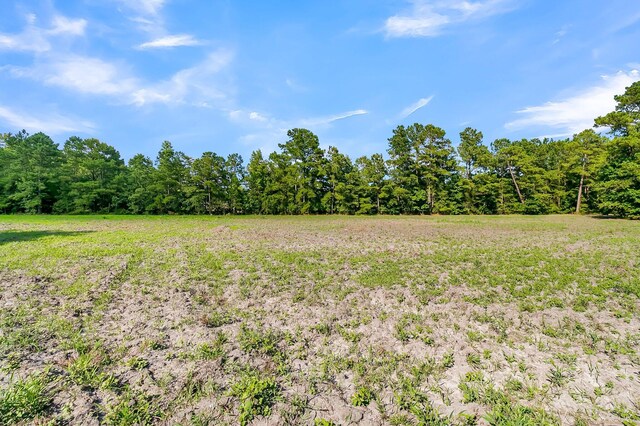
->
0;215;639;425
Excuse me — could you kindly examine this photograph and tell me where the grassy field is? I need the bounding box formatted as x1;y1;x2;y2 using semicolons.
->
0;215;639;425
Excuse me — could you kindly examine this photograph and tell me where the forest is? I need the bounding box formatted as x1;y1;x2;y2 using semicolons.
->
1;82;638;218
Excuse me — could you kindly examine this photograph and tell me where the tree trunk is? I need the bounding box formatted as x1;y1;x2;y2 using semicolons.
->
575;173;585;214
507;162;524;204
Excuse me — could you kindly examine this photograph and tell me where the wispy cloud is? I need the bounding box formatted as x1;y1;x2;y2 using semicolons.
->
230;108;368;129
505;70;640;136
285;78;308;93
131;49;234;106
114;0;166;17
608;10;640;33
113;0;201;50
49;15;87;36
137;34;203;49
0;104;95;134
384;0;517;38
299;109;369;126
552;26;569;45
231;108;369;153
4;55;139;97
399;96;434;118
3;48;234;108
0;14;86;52
249;111;268;122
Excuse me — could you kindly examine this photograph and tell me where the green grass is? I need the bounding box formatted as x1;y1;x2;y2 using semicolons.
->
229;373;281;426
104;389;163;425
1;214;639;424
0;372;53;425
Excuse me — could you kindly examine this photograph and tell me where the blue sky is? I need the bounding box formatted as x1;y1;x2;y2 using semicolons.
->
1;0;639;161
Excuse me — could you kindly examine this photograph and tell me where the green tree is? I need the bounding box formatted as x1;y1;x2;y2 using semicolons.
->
278;128;326;214
323;146;354;214
1;131;62;213
595;81;640;136
246;150;269;214
264;151;295;214
457;127;489;179
592;81;640;218
153;141;189;213
457;128;494;213
187;152;227;214
387;125;420;213
356;154;388;214
60;137;127;213
566;130;606;213
387;123;457;214
225;153;246;214
126;154;156;214
0;133;13;212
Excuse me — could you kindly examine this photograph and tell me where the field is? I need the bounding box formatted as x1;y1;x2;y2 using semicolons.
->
0;215;639;425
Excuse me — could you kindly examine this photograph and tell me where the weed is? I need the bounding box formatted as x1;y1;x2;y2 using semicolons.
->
547;364;570;388
351;385;375;406
200;309;236;328
315;419;337;426
442;351;455;369
238;325;283;357
127;356;149;371
395;381;450;425
0;372;53;424
67;351;118;390
104;389;163;425
466;353;482;368
193;333;227;360
484;402;559;425
229;373;280;426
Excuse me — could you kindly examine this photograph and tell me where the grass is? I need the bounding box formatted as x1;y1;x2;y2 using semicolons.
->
0;372;53;424
229;373;280;426
0;214;639;424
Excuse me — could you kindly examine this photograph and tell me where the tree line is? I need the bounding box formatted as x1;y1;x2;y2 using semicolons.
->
1;82;638;218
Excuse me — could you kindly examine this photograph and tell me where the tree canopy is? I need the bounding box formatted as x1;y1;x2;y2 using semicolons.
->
1;83;639;218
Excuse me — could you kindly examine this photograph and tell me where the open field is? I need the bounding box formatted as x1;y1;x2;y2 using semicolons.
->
1;215;639;425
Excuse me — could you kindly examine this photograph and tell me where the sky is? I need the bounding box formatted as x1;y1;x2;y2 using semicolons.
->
0;0;639;162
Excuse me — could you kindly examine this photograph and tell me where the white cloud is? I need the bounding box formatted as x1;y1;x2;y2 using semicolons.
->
227;110;271;124
138;34;202;49
609;10;640;33
552;26;569;45
114;0;170;36
0;104;95;134
384;0;516;38
49;15;87;36
0;14;86;52
47;57;138;95
232;108;369;153
399;96;434;118
114;0;204;51
285;78;308;92
249;112;268;122
298;109;369;127
0;26;49;52
132;49;234;106
386;10;449;37
233;108;368;128
25;13;37;25
4;47;234;108
115;0;166;16
323;109;369;123
505;70;640;136
5;55;138;96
